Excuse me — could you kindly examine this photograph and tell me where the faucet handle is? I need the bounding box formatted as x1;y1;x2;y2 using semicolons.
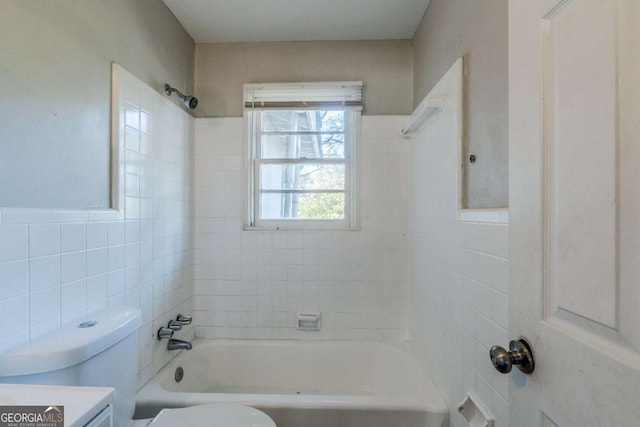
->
167;320;183;331
157;327;174;340
176;314;192;325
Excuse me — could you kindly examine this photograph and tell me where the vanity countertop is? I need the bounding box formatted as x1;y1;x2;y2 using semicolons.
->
0;383;114;427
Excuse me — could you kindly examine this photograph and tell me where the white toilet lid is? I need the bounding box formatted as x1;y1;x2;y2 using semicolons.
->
148;403;276;427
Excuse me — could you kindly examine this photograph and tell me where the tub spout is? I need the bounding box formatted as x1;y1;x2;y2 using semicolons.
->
167;338;192;351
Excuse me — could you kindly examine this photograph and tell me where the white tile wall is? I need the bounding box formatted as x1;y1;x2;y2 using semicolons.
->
193;116;411;341
0;67;195;388
408;109;510;426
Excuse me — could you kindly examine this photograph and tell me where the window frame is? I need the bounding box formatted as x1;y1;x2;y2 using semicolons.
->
244;101;361;231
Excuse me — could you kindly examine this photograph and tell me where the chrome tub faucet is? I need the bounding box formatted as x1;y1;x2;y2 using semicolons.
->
167;338;192;351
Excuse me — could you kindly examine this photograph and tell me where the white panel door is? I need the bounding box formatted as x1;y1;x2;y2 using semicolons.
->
509;0;640;426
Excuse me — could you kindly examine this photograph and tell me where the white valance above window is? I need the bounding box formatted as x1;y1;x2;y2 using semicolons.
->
243;82;363;110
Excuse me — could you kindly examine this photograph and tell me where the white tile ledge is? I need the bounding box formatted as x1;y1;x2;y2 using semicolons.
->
457;208;509;224
0;208;121;224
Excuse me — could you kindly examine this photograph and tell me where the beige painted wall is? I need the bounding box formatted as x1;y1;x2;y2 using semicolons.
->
194;40;413;117
413;0;508;208
0;0;194;209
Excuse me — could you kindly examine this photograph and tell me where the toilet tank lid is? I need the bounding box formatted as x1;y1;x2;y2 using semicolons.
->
0;306;141;377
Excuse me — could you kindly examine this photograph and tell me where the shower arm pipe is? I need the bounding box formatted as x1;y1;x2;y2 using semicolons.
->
165;84;188;101
400;96;446;135
164;83;198;110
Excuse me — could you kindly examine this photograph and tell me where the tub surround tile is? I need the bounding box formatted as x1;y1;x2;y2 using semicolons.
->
86;248;108;277
61;279;87;319
0;260;28;299
193;117;410;341
0;295;28;339
107;221;126;246
61;251;87;284
29;286;61;327
408;106;510;425
86;274;108;305
28;224;60;257
61;223;86;253
29;255;60;291
86;222;108;249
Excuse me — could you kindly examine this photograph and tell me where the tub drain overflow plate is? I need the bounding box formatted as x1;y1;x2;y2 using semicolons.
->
175;366;184;382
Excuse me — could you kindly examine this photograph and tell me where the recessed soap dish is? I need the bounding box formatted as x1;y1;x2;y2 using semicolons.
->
457;390;494;427
297;312;321;331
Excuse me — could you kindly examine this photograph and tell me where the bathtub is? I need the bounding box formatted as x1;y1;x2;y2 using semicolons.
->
135;339;448;427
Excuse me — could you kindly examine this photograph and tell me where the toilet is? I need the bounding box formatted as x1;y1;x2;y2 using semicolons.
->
0;307;275;427
131;403;274;426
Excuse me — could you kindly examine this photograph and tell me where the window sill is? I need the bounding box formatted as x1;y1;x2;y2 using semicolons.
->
457;208;509;224
243;224;362;232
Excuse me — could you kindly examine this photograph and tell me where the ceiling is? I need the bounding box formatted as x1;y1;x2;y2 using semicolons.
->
162;0;432;43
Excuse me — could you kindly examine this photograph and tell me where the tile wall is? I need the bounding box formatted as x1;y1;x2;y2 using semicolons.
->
408;105;510;426
193;116;411;340
0;73;510;424
0;68;195;388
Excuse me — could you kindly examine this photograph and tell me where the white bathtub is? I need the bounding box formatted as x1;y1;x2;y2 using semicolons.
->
135;339;448;427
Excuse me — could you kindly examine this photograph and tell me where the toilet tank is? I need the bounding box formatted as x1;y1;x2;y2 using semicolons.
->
0;307;141;427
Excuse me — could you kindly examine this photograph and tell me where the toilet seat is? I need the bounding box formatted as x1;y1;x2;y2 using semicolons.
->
145;403;276;427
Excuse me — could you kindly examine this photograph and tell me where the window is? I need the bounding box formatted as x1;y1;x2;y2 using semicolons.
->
244;82;362;229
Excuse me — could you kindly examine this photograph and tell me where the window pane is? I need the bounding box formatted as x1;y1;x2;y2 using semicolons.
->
260;192;345;220
260;133;344;159
249;103;356;227
260;164;345;191
261;110;345;133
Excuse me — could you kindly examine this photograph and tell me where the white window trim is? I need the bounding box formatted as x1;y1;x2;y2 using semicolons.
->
243;82;362;231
